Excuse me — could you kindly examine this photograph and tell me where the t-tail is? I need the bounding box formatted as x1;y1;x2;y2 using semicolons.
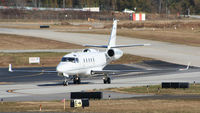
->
107;20;118;49
84;20;151;49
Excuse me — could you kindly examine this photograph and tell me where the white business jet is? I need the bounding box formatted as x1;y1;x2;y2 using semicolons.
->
9;20;189;86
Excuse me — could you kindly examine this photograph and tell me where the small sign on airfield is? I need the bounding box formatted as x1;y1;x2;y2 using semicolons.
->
29;57;40;64
74;99;82;107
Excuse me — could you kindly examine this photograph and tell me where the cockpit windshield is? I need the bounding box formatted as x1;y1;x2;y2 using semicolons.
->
61;57;79;63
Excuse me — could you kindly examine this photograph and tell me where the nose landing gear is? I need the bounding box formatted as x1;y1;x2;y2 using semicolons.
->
63;77;68;86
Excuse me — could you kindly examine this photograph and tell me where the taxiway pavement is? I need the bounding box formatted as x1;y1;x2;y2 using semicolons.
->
0;62;199;102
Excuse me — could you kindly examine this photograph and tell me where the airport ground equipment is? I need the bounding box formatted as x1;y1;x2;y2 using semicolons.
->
71;92;102;100
162;82;189;89
40;25;50;28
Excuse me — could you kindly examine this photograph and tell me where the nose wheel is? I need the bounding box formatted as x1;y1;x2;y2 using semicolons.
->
63;77;69;86
63;81;68;86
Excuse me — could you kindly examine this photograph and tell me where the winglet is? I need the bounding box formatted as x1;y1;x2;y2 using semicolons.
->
186;62;191;70
144;44;151;46
179;62;190;71
9;64;13;72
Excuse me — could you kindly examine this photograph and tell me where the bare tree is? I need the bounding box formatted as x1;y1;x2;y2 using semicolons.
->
32;0;37;7
12;0;27;7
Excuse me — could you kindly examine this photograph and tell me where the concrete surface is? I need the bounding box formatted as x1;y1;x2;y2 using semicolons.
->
0;62;199;102
0;28;199;67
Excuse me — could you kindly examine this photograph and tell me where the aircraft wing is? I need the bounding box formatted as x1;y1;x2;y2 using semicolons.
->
91;63;190;75
91;69;157;75
8;64;57;73
110;44;151;48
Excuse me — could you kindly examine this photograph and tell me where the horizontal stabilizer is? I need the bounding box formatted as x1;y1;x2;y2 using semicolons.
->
110;44;151;48
84;45;108;48
84;44;150;48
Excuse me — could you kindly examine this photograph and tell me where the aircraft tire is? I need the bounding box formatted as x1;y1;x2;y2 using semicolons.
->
103;79;107;84
77;77;81;84
63;81;68;86
73;78;77;84
107;77;111;84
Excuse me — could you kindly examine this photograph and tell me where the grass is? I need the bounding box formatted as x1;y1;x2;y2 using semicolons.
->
0;52;66;67
0;33;152;67
112;54;153;64
1;20;200;47
106;84;200;95
1;99;200;112
68;28;200;47
0;52;152;67
0;33;83;50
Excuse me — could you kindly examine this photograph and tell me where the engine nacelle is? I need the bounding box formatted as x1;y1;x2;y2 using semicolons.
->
107;48;123;60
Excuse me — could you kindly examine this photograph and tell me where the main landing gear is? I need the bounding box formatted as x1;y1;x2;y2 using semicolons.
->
73;77;81;84
103;76;111;84
63;76;81;86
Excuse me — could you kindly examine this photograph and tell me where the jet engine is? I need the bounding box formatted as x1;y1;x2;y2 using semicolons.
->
107;48;123;60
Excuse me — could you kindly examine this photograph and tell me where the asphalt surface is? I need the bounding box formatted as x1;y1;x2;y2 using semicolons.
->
0;27;200;102
0;61;200;102
0;28;199;67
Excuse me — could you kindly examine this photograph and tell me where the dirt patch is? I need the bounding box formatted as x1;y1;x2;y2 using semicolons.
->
68;27;200;47
1;99;200;112
0;34;83;50
103;20;200;29
0;53;151;67
106;84;200;95
111;54;153;64
0;52;65;67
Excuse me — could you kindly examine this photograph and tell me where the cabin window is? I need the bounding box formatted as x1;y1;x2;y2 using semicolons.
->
61;57;78;63
75;58;79;63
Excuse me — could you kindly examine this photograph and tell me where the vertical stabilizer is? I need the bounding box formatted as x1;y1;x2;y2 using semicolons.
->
108;20;118;49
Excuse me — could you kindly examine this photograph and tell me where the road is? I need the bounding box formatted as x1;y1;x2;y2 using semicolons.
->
0;28;199;67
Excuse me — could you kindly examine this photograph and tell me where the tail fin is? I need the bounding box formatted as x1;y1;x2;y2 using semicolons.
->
108;20;118;49
84;20;150;48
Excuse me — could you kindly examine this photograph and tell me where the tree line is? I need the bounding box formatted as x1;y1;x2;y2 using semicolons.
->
0;0;200;14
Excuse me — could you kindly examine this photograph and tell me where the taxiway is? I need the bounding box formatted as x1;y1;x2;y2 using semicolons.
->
0;61;199;102
0;28;199;67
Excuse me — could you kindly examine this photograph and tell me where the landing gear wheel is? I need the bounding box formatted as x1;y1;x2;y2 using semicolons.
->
107;77;111;84
103;77;111;84
77;77;81;84
73;78;77;84
103;79;107;84
63;81;68;86
63;77;68;86
73;77;81;84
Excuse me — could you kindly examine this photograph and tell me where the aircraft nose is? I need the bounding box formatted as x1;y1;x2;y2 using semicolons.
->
56;64;64;72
